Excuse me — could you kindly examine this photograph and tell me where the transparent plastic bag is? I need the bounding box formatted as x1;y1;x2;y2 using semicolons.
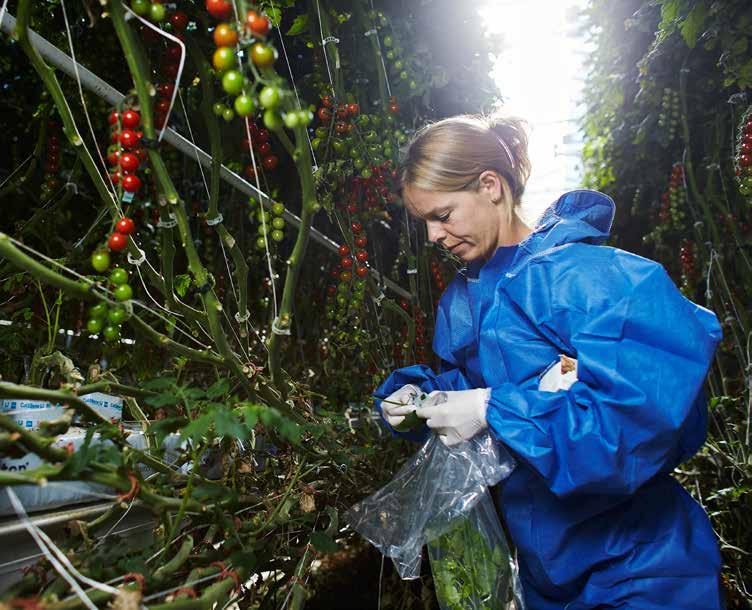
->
345;390;523;608
427;492;524;610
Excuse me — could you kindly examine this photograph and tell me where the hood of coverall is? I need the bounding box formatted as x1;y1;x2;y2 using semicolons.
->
520;189;616;255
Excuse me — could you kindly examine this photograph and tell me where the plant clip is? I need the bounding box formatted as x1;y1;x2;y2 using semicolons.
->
271;316;291;335
364;28;377;37
7;597;43;610
122;572;145;591
235;309;251;323
211;562;241;591
127;248;146;266
140;136;160;150
157;215;178;229
322;36;339;46
116;472;140;503
206;213;223;226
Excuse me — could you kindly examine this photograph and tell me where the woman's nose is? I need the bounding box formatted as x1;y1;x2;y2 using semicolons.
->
426;221;445;244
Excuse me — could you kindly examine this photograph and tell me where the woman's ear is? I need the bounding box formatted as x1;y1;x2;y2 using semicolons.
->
478;170;503;203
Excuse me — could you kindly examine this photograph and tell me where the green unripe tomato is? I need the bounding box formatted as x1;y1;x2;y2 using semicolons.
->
271;229;284;242
311;137;322;151
282;111;300;129
257;223;270;236
222;107;235;122
131;0;150;15
257;209;271;223
357;114;370;127
353;158;365;170
394;60;404;70
399;70;408;80
107;308;128;325
221;70;244;96
383;145;394;158
91;251;110;273
212;47;235;72
297;109;313;126
360;167;372;179
371;114;381;127
109;267;129;285
271;202;285;215
263;110;283;131
248;196;257;208
409;80;418;90
149;1;166;22
102;325;121;342
259;86;281;109
315;127;328;138
332;139;346;154
272;217;285;230
355;279;367;289
382;35;393;47
255;236;267;250
234;94;256;117
385;50;395;61
212;102;225;116
86;318;104;334
114;284;133;301
89;303;108;319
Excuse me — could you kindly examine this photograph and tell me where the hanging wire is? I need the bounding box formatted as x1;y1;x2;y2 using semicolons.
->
60;0;120;204
122;6;185;142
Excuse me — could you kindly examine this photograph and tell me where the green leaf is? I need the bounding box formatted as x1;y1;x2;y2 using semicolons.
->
206;378;230;400
213;408;247;440
286;14;308;36
309;531;340;554
680;4;708;49
180;413;214;442
145;393;180;408
143;377;177;391
174;274;191;297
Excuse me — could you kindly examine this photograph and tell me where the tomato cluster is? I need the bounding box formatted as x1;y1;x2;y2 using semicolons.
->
678;238;698;294
429;257;446;306
39;123;63;200
247;196;287;250
241;121;278;179
107;108;145;195
658;87;680;142
664;162;686;227
735;105;752;197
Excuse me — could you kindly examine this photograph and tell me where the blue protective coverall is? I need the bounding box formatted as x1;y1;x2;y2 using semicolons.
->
374;190;725;609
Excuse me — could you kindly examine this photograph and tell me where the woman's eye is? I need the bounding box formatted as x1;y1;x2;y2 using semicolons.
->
439;213;450;222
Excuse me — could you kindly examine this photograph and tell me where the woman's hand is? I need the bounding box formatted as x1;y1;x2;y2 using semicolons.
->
381;384;421;428
415;388;490;446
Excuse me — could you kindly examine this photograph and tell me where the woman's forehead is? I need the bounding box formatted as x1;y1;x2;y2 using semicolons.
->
403;185;455;218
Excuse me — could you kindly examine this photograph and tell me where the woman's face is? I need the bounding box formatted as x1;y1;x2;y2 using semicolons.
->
403;172;507;262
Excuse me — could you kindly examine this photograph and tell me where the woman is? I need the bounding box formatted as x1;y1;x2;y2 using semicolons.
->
373;114;725;609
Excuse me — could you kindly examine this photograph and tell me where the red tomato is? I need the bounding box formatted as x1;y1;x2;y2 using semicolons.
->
121;109;140;129
119;130;139;149
122;174;142;193
116;217;136;235
108;232;128;252
257;128;270;143
157;83;175;98
355;250;368;262
338;244;350;256
340;257;353;268
108;111;120;125
119;153;139;173
245;10;270;37
262;155;279;170
205;0;233;20
355;266;368;278
355;235;367;247
107;150;121;166
169;11;189;31
351;222;362;233
258;142;271;155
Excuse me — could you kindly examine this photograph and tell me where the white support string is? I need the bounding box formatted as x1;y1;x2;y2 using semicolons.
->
269;0;319;170
364;2;392;98
0;153;34;191
123;4;184;142
5;488;115;610
60;0;120;205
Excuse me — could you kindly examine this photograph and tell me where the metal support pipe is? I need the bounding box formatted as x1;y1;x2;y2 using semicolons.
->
0;11;411;300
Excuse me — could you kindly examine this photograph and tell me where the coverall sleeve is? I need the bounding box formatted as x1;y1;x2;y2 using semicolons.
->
372;361;472;441
486;253;722;497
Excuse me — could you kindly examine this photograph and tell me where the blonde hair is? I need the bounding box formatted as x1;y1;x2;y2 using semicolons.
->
399;114;532;225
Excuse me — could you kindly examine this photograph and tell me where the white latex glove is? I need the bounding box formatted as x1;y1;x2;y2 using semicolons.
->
415;388;491;447
380;384;421;428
